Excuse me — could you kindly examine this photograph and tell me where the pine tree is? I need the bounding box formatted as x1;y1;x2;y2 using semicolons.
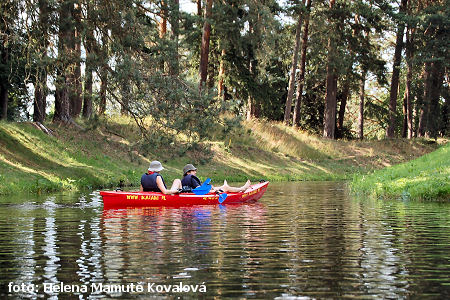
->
199;0;213;92
293;0;312;127
284;0;306;125
386;0;408;138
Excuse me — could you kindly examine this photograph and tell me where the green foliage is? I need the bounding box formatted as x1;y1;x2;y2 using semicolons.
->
210;0;288;120
351;143;450;200
0;0;448;141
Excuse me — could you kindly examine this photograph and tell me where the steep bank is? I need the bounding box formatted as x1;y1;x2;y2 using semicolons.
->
0;118;442;195
351;143;449;201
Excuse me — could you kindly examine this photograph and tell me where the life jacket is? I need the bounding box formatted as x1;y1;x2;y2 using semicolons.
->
181;174;202;189
141;172;166;192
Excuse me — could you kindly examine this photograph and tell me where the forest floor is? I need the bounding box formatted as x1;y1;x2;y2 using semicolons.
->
0;117;446;197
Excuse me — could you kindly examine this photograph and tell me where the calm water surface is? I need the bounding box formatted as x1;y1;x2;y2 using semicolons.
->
0;181;449;299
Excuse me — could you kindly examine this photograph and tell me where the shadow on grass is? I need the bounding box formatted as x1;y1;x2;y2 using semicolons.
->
209;143;340;181
0;127;128;192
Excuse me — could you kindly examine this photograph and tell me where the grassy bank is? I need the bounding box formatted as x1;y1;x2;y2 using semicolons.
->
351;143;449;201
0;118;443;196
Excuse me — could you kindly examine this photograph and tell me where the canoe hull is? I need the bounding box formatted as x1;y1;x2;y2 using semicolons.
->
101;181;269;208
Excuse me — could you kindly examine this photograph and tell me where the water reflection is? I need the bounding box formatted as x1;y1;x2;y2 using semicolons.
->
0;182;449;298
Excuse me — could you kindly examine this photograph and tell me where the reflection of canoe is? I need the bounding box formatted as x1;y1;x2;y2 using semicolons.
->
101;181;269;209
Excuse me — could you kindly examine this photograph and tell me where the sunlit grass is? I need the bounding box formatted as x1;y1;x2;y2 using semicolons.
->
0;118;444;196
351;143;450;201
0;121;141;194
243;119;332;160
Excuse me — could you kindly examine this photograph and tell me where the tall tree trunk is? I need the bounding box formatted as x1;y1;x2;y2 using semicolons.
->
405;26;414;138
82;9;94;119
99;68;107;115
159;0;167;38
83;68;93;118
284;0;305;125
54;0;73;123
402;88;408;138
337;79;350;134
337;13;361;137
425;61;443;138
33;0;49;123
386;0;408;138
34;72;47;123
247;57;255;120
1;36;9;120
98;32;108;115
418;62;431;137
246;18;260;120
323;0;337;139
197;0;201;16
158;0;168;72
207;48;215;89
293;0;312;127
121;81;129;116
70;1;82;118
358;70;366;140
0;84;7;120
199;0;213;92
217;48;226;100
169;0;180;76
0;3;11;121
444;85;450;136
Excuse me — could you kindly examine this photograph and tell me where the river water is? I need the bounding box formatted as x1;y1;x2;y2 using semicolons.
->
0;181;449;299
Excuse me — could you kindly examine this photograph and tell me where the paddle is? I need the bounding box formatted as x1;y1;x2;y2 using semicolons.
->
192;178;228;203
192;178;212;195
217;192;228;204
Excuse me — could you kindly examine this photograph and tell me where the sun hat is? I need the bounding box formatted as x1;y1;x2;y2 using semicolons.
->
183;164;197;176
148;161;164;172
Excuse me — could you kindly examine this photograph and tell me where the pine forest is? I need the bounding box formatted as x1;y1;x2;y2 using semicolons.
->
0;0;448;141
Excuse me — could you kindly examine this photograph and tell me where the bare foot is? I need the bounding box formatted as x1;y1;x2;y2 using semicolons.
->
239;180;251;192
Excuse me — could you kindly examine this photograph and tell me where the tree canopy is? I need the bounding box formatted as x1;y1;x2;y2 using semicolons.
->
0;0;448;140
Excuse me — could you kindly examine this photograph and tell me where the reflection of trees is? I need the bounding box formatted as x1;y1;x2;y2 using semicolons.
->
1;185;449;298
355;199;410;298
282;182;350;297
101;206;219;287
2;205;39;298
101;204;269;297
0;192;105;298
210;204;269;297
269;182;448;298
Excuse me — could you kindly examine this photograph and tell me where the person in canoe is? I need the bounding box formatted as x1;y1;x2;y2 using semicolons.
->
181;164;251;193
140;161;182;194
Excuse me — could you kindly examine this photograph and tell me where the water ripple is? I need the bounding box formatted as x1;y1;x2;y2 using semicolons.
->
0;182;449;298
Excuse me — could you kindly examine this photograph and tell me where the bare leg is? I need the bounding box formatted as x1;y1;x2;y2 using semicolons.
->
170;179;182;191
216;180;251;193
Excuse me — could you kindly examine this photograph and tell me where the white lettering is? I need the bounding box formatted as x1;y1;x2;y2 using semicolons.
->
199;282;207;292
8;282;37;293
147;283;155;292
91;283;143;294
190;284;199;292
43;282;87;294
91;283;102;293
172;283;181;293
145;282;207;293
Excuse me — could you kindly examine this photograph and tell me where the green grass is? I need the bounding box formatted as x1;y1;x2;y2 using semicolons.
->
351;143;450;201
0;118;445;198
0;121;140;194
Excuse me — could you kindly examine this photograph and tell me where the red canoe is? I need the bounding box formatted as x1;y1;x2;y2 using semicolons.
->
101;181;269;209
